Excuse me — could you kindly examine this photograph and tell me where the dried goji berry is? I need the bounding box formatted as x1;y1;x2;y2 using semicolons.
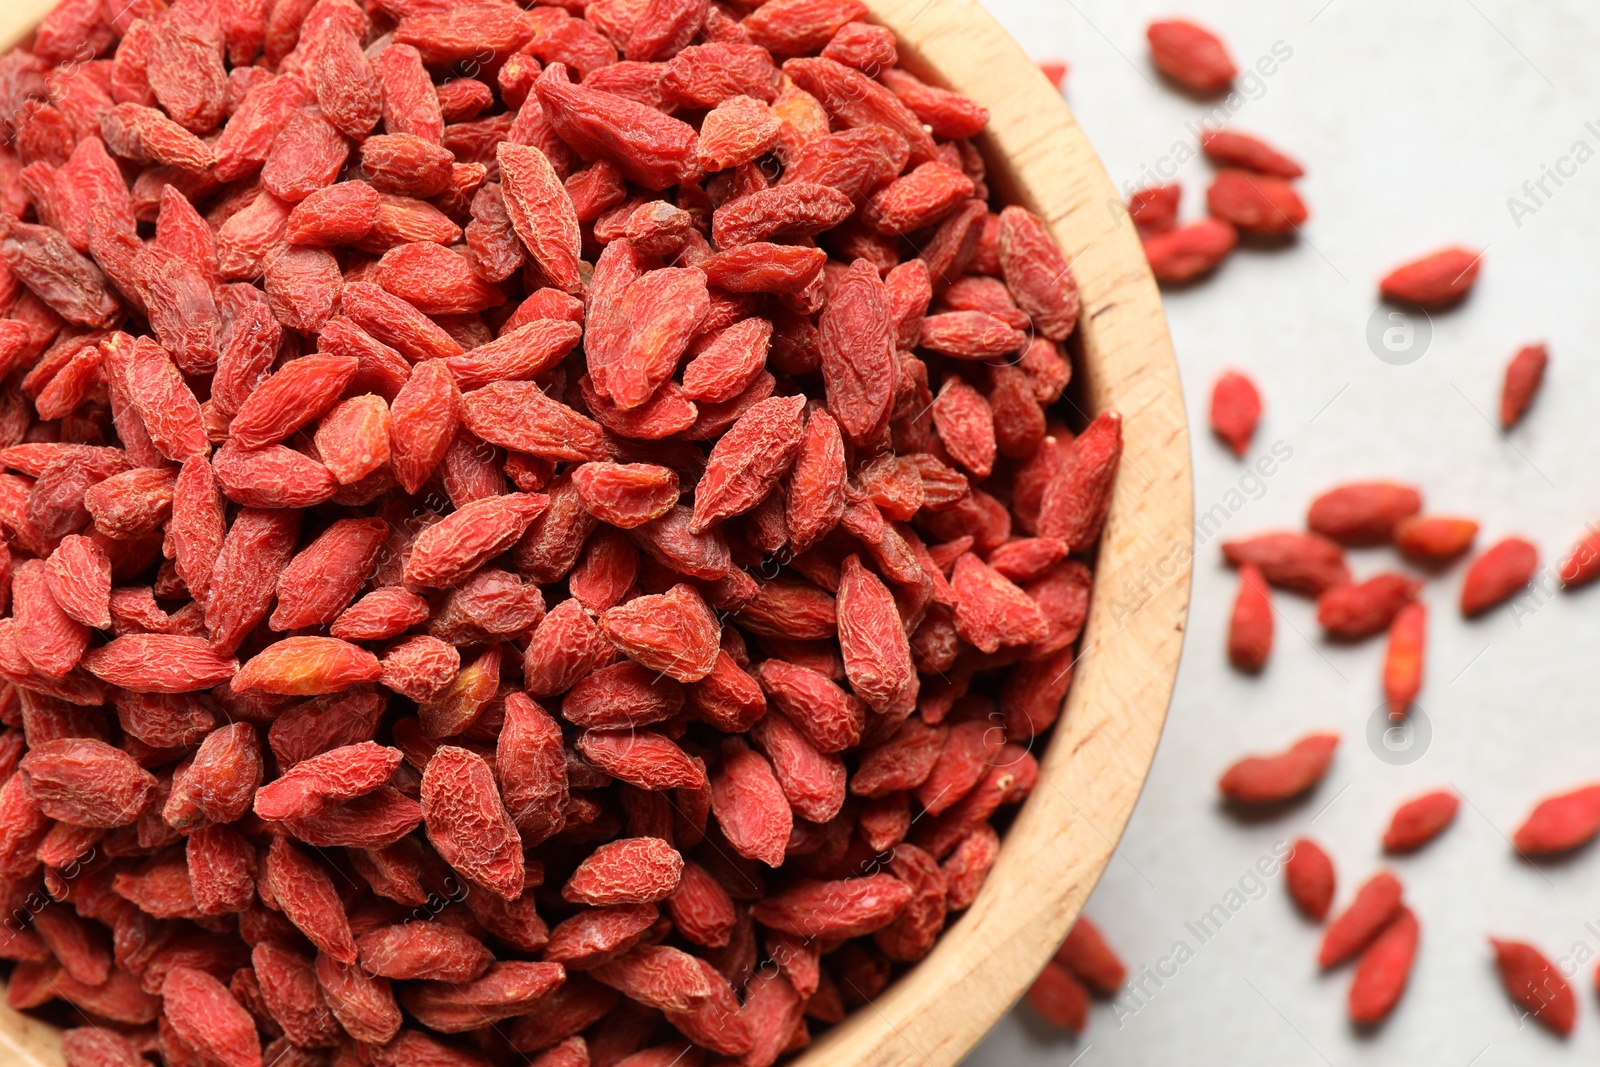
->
1491;938;1574;1035
1319;870;1403;968
1460;536;1538;616
1209;369;1261;457
1146;18;1236;94
1201;131;1306;184
1316;573;1420;640
1218;732;1339;805
1348;907;1418;1025
1142;217;1237;282
1513;784;1600;855
19;736;155;827
1227;563;1273;672
162;966;262;1067
1381;789;1459;853
601;584;721;683
1026;960;1088;1031
421;745;525;898
1382;600;1426;719
1222;531;1350;596
1500;342;1548;429
1284;836;1336;921
1307;482;1422;546
564;837;684;905
1206;169;1308;236
1379;247;1481;308
1395;511;1478;563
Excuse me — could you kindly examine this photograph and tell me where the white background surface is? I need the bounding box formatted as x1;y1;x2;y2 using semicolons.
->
961;1;1600;1064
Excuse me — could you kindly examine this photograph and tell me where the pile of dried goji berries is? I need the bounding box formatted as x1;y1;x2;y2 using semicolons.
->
0;0;1115;1063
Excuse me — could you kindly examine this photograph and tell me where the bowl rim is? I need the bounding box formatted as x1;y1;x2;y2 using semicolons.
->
789;1;1192;1064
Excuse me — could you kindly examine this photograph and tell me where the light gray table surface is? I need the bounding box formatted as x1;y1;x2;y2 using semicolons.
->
961;1;1600;1064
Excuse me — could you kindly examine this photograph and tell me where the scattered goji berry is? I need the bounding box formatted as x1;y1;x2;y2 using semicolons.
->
1227;563;1273;673
1142;217;1238;282
1207;169;1308;236
1459;536;1538;616
1218;732;1339;805
1382;789;1459;853
1513;784;1600;855
1320;870;1404;969
1147;18;1236;94
1200;129;1305;178
1222;531;1350;595
1382;601;1426;718
1491;938;1575;1035
1499;342;1548;429
1317;573;1421;640
1348;908;1418;1025
1209;369;1261;457
1379;247;1482;308
1285;837;1336;921
1395;515;1478;563
1307;482;1423;546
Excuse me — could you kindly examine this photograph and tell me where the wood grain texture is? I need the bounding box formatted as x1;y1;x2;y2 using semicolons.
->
0;0;1191;1064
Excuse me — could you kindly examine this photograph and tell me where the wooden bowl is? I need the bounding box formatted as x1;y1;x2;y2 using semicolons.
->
0;0;1190;1062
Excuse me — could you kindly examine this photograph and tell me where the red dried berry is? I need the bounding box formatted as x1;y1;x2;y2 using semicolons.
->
1307;482;1423;546
1379;247;1482;308
1284;837;1336;921
1491;938;1575;1035
1218;733;1338;805
1382;601;1426;719
1142;218;1237;282
1348;908;1418;1025
421;745;525;899
1382;789;1459;853
1209;369;1261;457
1460;536;1539;616
1500;343;1548;429
1319;871;1404;969
1513;784;1600;855
1222;531;1350;596
1227;563;1272;673
1206;169;1308;236
1200;129;1305;178
1316;573;1421;640
1146;18;1236;94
